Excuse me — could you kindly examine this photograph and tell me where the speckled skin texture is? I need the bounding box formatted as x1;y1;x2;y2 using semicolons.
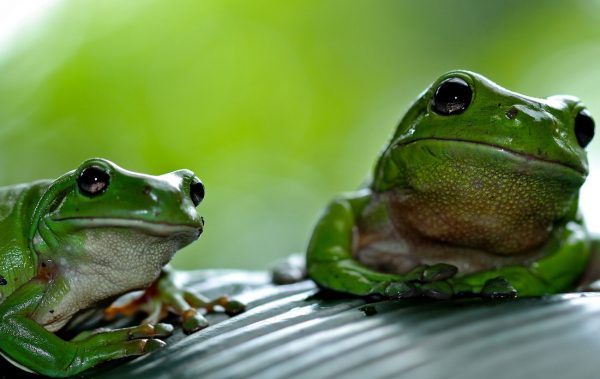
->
307;70;593;298
357;141;583;274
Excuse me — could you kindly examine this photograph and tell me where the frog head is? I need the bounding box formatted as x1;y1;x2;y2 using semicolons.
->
373;70;595;255
29;158;205;319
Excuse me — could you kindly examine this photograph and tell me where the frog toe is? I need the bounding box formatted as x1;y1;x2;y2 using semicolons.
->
152;323;175;337
383;281;421;298
141;338;167;353
420;263;459;283
181;309;210;334
480;277;518;299
223;299;246;316
420;281;454;300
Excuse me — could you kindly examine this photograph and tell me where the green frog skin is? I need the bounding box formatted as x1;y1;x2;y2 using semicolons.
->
0;158;241;377
307;70;596;299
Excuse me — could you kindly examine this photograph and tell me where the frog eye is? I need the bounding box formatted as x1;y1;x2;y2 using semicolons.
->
77;166;110;197
189;179;205;207
431;77;473;116
574;110;595;148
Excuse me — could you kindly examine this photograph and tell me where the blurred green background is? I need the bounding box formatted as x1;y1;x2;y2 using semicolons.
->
1;0;599;270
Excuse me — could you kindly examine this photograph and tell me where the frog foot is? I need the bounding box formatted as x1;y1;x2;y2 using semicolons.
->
105;279;245;334
71;322;174;343
67;322;173;363
178;293;245;333
381;281;420;298
379;263;458;299
480;277;517;299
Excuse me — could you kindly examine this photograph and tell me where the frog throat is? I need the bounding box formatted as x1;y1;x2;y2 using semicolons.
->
378;139;583;255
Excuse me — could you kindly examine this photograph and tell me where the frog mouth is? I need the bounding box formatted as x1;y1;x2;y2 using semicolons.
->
395;137;587;176
50;217;203;238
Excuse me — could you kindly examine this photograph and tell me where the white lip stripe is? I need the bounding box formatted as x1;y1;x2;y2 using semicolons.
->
51;218;201;236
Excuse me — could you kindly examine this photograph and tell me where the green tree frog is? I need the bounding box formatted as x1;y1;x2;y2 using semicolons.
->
307;70;596;299
0;158;242;377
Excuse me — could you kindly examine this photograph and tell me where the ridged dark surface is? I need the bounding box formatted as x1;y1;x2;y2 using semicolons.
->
3;269;600;378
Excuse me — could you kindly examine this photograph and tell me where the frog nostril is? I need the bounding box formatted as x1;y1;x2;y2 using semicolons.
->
190;179;205;207
506;107;519;120
142;185;159;202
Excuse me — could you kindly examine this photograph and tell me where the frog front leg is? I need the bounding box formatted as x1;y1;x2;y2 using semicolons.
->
105;266;245;334
307;194;458;299
0;280;171;377
450;265;560;298
451;220;591;298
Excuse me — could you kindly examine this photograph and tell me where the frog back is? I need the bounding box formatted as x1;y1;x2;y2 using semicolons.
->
0;181;51;304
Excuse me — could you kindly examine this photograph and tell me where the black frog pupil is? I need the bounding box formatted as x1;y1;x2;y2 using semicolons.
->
574;110;595;148
431;77;473;115
190;180;205;207
78;167;110;196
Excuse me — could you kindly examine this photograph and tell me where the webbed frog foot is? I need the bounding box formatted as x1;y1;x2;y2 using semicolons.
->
70;322;173;347
377;263;458;300
105;271;245;334
480;277;517;299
